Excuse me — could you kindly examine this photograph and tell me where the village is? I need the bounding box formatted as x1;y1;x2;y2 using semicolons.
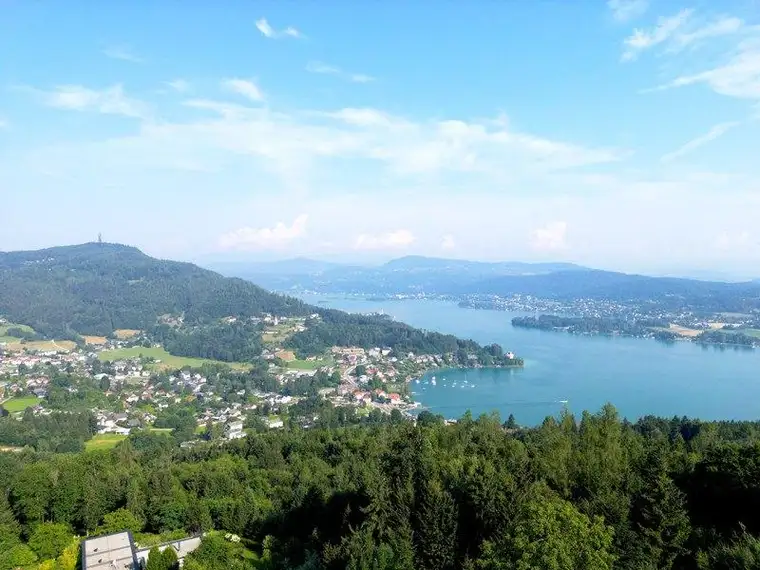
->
0;314;456;448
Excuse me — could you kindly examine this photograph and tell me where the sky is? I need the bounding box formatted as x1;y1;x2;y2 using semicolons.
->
1;1;759;277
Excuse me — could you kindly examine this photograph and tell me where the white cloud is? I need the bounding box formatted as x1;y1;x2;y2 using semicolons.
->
37;84;147;118
222;79;265;102
608;0;648;23
218;214;308;251
622;9;693;61
350;74;375;84
165;79;190;93
661;121;741;162
354;230;416;250
531;221;568;252
255;18;275;37
647;38;760;100
255;18;303;39
306;61;375;83
103;45;142;63
441;235;456;250
670;17;744;51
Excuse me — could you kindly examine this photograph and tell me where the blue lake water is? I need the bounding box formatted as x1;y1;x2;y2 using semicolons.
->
298;294;760;425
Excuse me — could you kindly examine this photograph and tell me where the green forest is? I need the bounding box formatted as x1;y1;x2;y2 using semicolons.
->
5;405;760;569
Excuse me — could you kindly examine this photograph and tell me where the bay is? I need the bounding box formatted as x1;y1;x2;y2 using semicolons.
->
298;294;760;425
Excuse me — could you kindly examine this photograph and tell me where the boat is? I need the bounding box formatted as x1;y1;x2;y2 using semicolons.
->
431;379;437;386
559;399;568;404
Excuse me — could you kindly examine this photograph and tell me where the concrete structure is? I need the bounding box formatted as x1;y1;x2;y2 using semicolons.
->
81;531;139;570
81;531;202;570
135;536;203;567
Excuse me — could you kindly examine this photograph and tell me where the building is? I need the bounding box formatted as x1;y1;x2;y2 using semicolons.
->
82;531;202;570
225;420;245;440
81;531;139;570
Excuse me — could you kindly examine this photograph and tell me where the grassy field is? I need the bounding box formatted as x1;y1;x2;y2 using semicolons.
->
85;433;127;451
83;335;108;345
2;396;42;412
737;329;760;339
666;324;702;338
98;346;250;370
262;320;305;344
2;339;77;352
0;323;34;345
287;356;334;370
114;329;141;339
0;323;34;336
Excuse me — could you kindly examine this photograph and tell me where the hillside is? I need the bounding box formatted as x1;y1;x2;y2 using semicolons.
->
214;255;760;311
0;243;310;338
0;243;514;362
465;270;760;310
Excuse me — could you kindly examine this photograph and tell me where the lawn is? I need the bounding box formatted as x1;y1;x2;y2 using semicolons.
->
0;323;34;336
2;339;77;353
98;346;250;370
262;320;305;344
287;357;333;370
0;322;34;345
1;396;42;412
738;329;760;339
85;433;127;451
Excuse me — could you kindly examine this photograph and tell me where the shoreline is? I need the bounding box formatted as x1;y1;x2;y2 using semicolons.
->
404;362;525;385
512;325;758;349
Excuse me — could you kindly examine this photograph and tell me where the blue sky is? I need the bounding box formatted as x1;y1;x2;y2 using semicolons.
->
1;1;759;276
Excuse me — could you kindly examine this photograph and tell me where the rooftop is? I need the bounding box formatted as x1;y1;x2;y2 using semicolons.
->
82;531;138;570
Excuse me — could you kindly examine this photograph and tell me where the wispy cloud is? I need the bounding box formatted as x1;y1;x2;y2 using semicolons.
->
608;0;648;23
661;121;741;162
255;18;303;39
306;61;375;83
645;38;760;100
222;78;265;102
622;9;693;61
219;215;308;251
670;17;744;52
531;221;568;251
103;45;143;63
33;84;147;118
165;79;190;93
354;229;416;250
622;10;750;62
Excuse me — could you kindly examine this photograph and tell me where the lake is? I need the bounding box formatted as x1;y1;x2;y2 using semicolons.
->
298;294;760;426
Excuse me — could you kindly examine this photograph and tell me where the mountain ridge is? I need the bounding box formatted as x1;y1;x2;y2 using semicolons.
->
0;243;517;363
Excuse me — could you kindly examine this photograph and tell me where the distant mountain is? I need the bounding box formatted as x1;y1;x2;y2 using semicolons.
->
216;255;589;293
382;256;583;276
210;254;760;312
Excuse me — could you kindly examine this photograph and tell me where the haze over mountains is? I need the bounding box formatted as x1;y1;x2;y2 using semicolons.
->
207;255;760;302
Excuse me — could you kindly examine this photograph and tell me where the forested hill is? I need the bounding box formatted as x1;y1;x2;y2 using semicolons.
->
0;243;509;361
0;243;309;337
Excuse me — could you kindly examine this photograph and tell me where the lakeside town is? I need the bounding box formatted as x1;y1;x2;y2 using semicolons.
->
0;313;511;450
323;292;760;346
